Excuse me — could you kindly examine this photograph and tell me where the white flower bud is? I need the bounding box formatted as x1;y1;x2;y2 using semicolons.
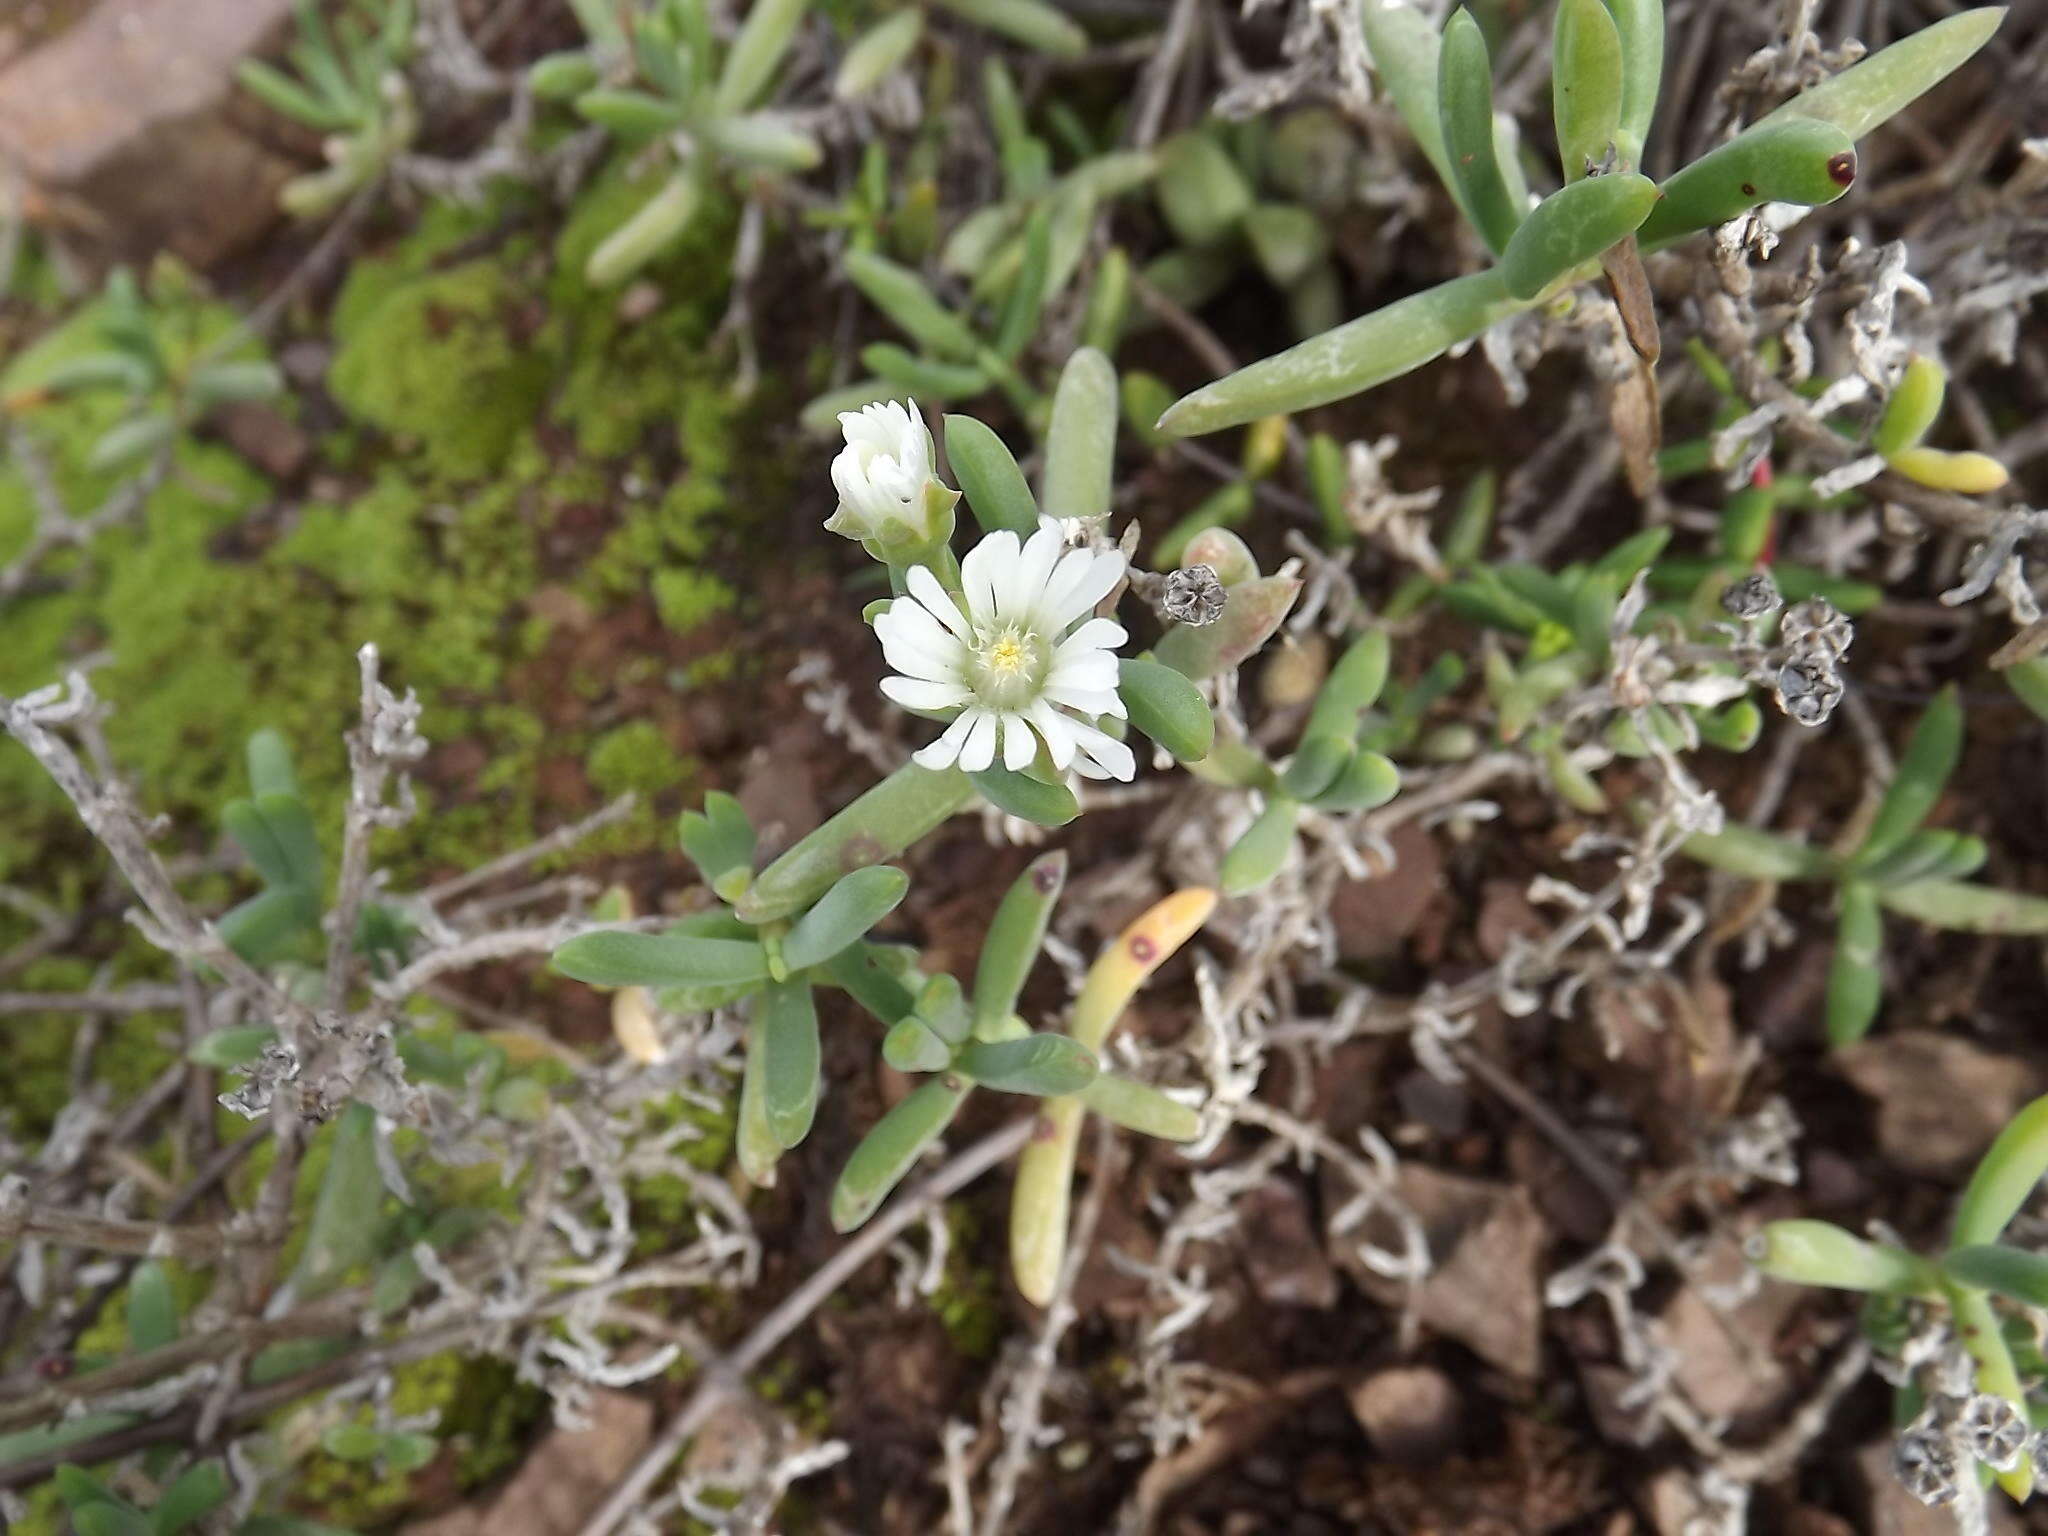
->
825;399;953;555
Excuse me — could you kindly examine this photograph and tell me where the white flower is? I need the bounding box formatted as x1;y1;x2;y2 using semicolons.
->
875;524;1135;781
826;398;946;550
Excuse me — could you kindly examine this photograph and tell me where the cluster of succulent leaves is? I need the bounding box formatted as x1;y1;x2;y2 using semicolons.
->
236;0;418;217
529;0;820;286
2;268;283;476
1146;112;1358;345
832;0;1091;84
1158;3;2006;435
1754;1094;2048;1502
806;61;1155;431
1683;685;2048;1045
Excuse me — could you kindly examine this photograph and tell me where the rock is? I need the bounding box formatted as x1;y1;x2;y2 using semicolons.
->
1327;822;1442;964
1855;1439;2025;1536
1331;1163;1547;1377
403;1389;655;1536
1655;1235;1798;1424
0;0;299;266
1836;1031;2039;1176
1346;1364;1462;1461
1239;1178;1339;1309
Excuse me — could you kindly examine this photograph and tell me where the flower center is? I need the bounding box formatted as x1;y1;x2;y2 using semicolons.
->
968;622;1048;709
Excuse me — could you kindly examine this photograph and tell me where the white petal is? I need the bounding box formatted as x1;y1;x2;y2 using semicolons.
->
1055;617;1127;655
1045;682;1125;719
1065;718;1136;782
1025;699;1077;770
1046;654;1118;694
876;605;967;684
914;709;980;770
906;565;972;641
881;676;972;711
999;525;1065;624
1038;548;1126;629
959;530;1018;628
1001;713;1036;770
958;709;999;772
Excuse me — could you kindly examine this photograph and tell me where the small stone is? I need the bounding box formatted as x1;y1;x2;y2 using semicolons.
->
1163;563;1227;626
1838;1031;2038;1175
1721;570;1781;619
1346;1365;1461;1461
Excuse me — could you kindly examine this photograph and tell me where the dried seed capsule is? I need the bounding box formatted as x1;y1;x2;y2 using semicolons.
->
1163;563;1227;626
1893;1422;1960;1507
1721;570;1782;620
1957;1393;2029;1471
1776;654;1845;727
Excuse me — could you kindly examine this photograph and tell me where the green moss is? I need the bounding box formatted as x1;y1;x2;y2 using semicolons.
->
627;1092;740;1254
292;1352;541;1528
928;1204;1002;1359
329;258;555;482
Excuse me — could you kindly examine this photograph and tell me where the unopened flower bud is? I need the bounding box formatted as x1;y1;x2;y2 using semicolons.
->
825;399;956;557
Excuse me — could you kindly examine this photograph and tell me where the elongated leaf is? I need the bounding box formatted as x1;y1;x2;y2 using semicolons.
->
1681;822;1831;882
945;414;1040;535
574;87;688;136
189;361;283;409
1553;0;1623;179
739;762;976;922
1873;354;1946;457
1878;878;2048;935
932;0;1088;57
883;1015;953;1072
127;1261;178;1354
1118;658;1214;763
836;8;923;99
294;1103;385;1297
1079;1075;1200;1140
1221;797;1298;895
714;0;809;113
1313;747;1401;812
189;1025;278;1068
1307;631;1393;738
1749;1219;1931;1294
218;884;321;965
152;1462;230;1535
1757;7;2004;141
1499;173;1657;299
1436;10;1522;253
700;110;822;173
993;207;1053;360
1945;1244;2048;1309
237;59;355;130
754;980;820;1148
1040;348;1117;522
1279;732;1353;801
845;250;981;361
827;942;925;1026
552;930;771;988
2007;655;2048;724
973;850;1067;1030
1358;0;1454;192
1824;881;1884;1046
1855;686;1962;866
1954;1094;2048;1248
971;764;1080;827
1157;269;1530;436
1604;0;1663;163
586;170;701;286
960;1032;1098;1096
862;345;988;399
1155;133;1252;248
782;866;910;972
88;413;174;475
1639;118;1856;249
832;1076;970;1231
224;793;323;893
